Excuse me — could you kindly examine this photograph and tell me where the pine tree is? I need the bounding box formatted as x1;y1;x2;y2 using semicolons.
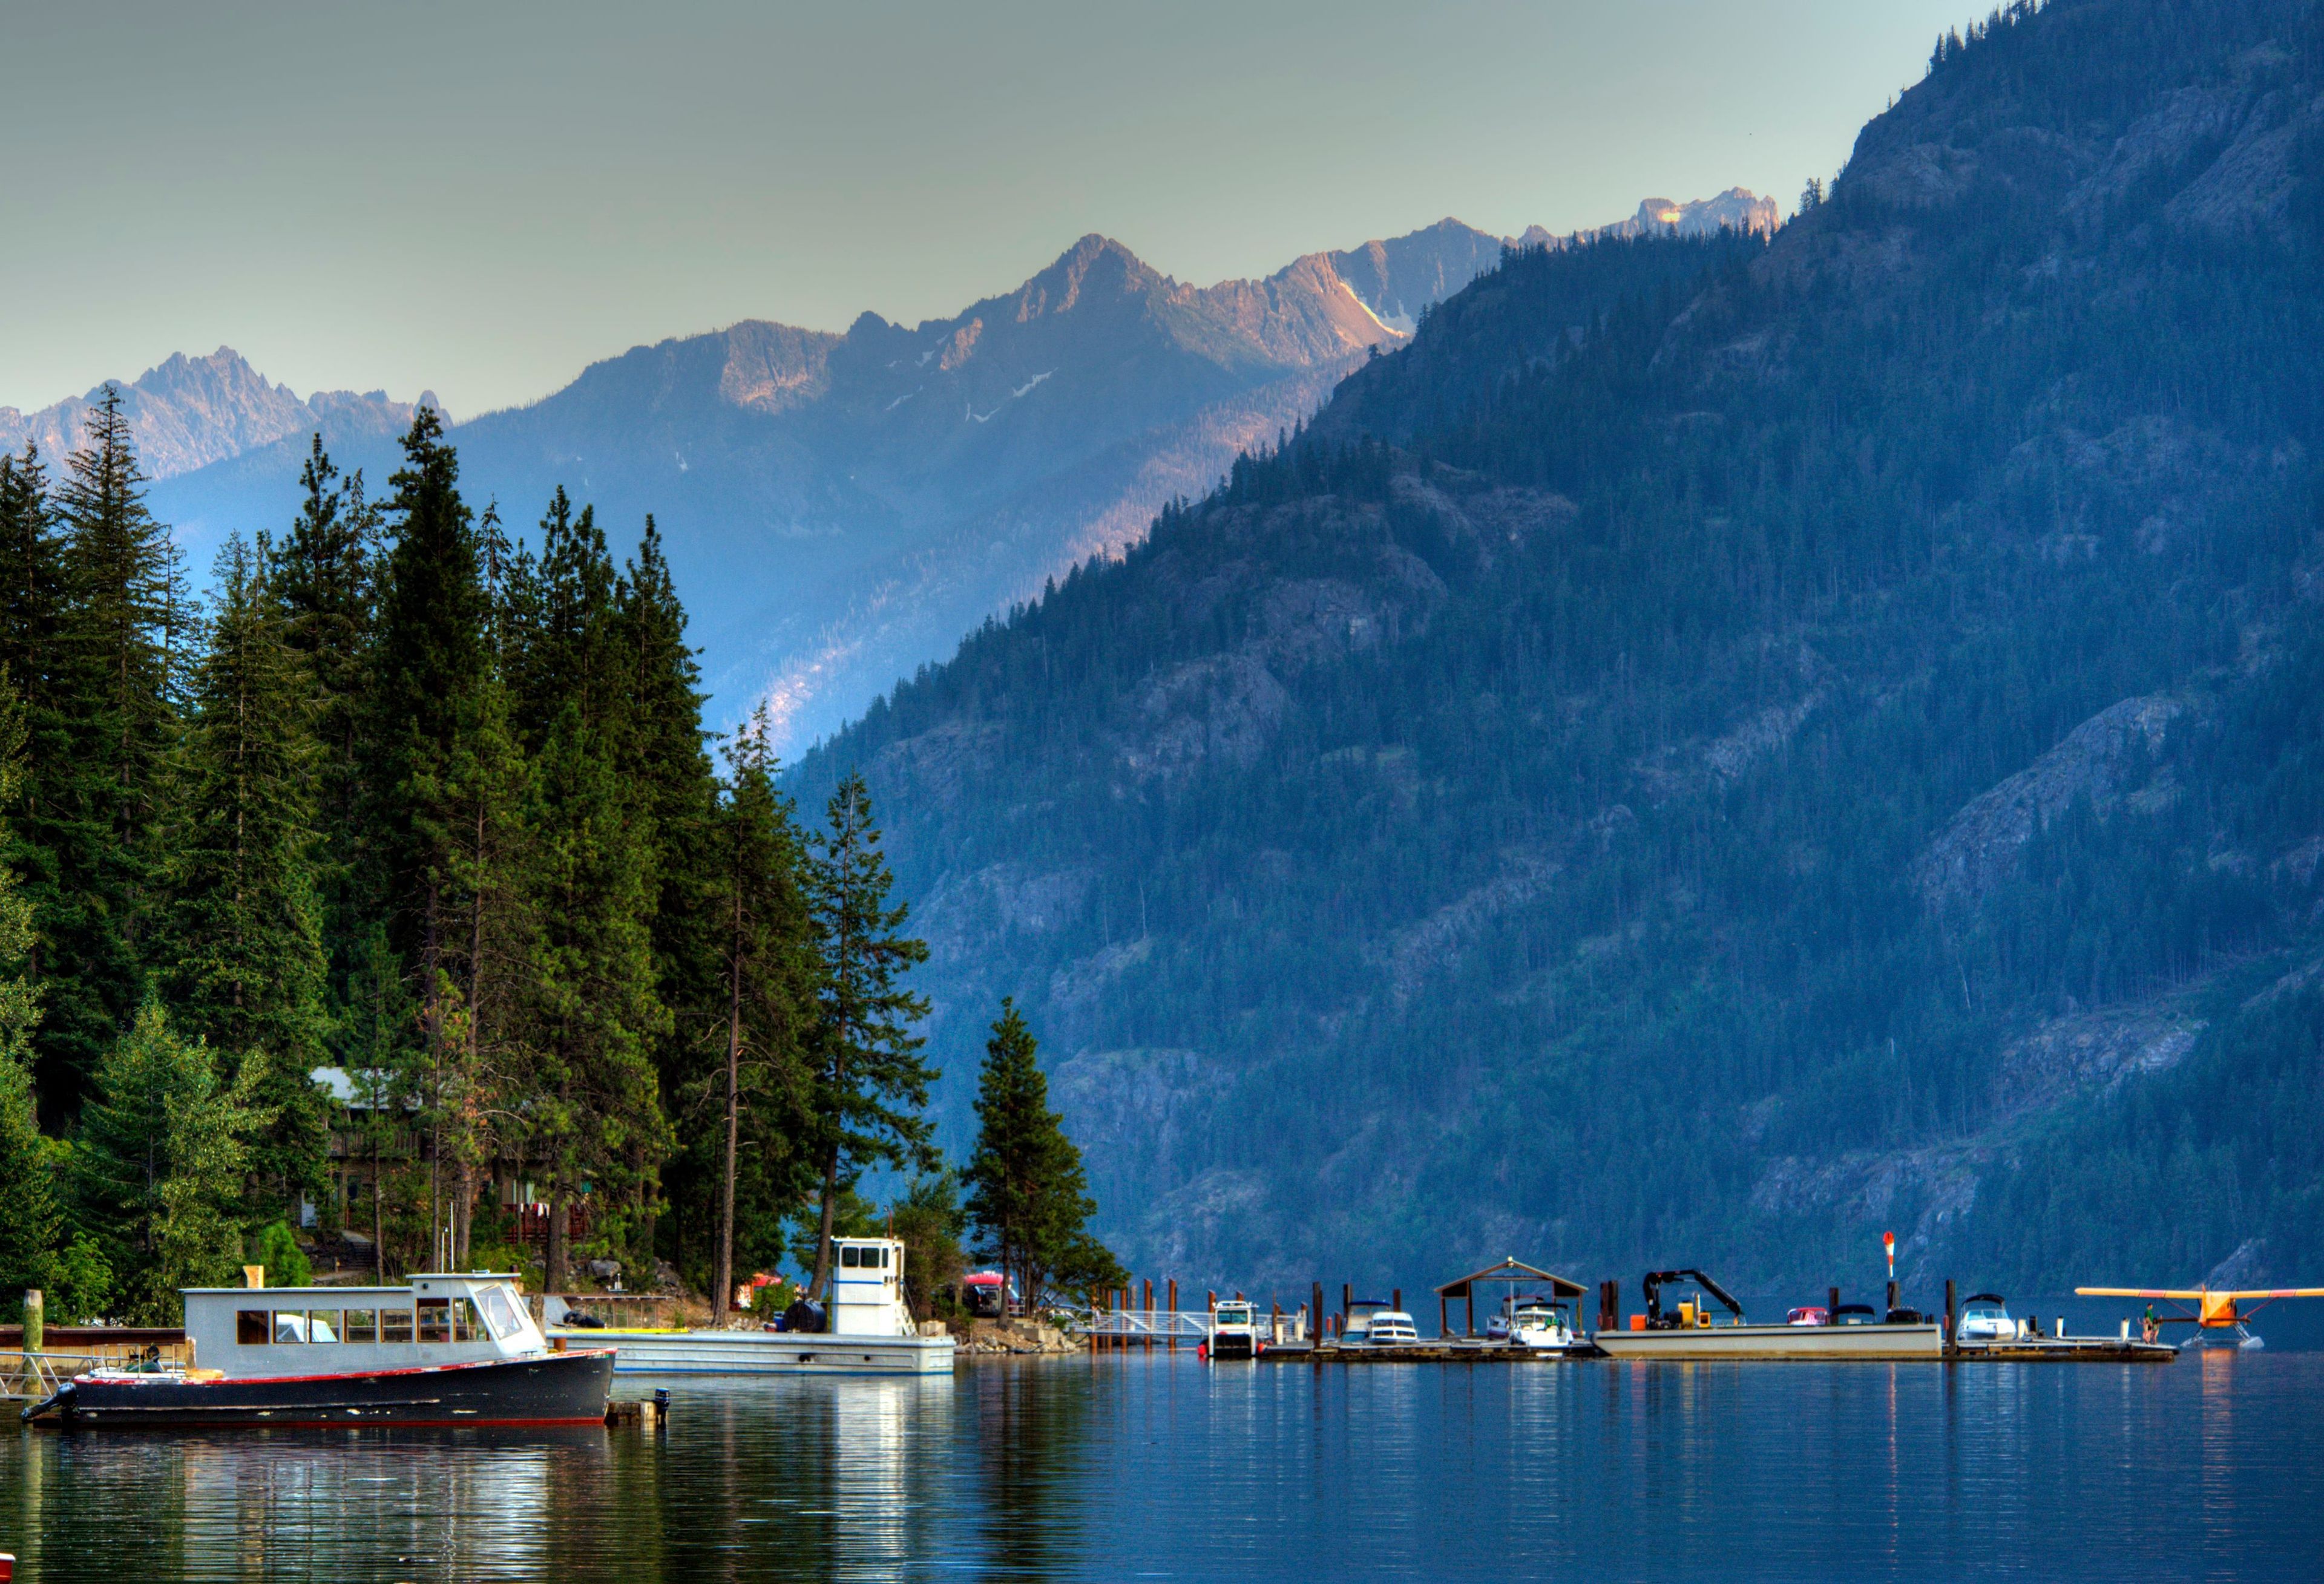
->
271;436;384;1006
617;516;722;1270
963;999;1107;1306
508;489;669;1288
71;1000;258;1323
707;707;816;1317
369;408;491;1251
41;391;186;1115
157;538;332;1224
803;771;933;1298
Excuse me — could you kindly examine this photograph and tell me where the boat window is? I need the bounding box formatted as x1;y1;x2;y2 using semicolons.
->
478;1286;525;1340
306;1311;340;1343
343;1309;378;1344
451;1298;482;1342
238;1309;270;1344
273;1312;307;1343
418;1298;452;1343
381;1309;414;1344
841;1246;860;1269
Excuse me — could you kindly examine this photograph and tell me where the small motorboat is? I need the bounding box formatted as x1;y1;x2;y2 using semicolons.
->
1363;1311;1422;1347
1486;1295;1574;1349
1955;1294;2018;1343
1209;1300;1260;1360
1339;1297;1392;1346
23;1272;612;1429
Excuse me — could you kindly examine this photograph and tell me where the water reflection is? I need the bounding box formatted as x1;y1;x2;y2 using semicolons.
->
5;1356;2323;1579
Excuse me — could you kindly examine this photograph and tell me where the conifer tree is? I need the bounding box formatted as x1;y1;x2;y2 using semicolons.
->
42;391;186;1113
963;999;1108;1306
510;489;669;1288
272;436;384;993
158;538;332;1224
369;408;491;1247
803;771;932;1298
707;707;815;1317
617;517;723;1267
72;1000;258;1323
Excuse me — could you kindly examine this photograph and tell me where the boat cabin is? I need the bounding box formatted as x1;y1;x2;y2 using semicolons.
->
183;1272;547;1379
830;1237;914;1337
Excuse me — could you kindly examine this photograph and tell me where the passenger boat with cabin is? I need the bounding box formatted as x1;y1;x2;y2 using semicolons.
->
553;1237;954;1376
1590;1269;1945;1361
21;1272;611;1428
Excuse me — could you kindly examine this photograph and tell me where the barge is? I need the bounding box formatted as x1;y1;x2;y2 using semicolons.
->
1589;1269;1945;1361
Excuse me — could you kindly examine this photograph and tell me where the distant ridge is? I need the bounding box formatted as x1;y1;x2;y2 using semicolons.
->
97;192;1775;744
0;348;431;482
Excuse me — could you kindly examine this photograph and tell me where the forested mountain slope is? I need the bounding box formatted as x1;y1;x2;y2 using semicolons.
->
797;0;2324;1297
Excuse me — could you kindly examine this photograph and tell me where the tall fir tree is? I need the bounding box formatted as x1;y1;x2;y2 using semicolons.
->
157;538;332;1225
44;389;186;1117
803;771;932;1298
508;488;669;1288
617;516;722;1269
369;408;491;1246
706;707;816;1316
963;999;1106;1307
271;436;385;1016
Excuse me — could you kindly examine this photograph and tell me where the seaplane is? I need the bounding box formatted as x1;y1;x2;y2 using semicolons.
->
2074;1283;2324;1350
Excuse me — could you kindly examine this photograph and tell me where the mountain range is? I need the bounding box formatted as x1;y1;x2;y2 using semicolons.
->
790;0;2324;1298
11;194;1775;752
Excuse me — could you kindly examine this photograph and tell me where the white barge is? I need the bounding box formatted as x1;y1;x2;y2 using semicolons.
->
553;1236;955;1376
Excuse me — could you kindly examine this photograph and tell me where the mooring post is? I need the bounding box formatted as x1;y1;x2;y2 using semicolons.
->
1342;1283;1351;1326
1145;1278;1154;1350
1945;1278;1958;1357
1828;1285;1840;1321
1312;1281;1323;1344
22;1289;42;1354
1393;1288;1401;1316
1168;1278;1178;1353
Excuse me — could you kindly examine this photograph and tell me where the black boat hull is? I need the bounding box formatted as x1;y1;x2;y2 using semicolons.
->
27;1349;614;1429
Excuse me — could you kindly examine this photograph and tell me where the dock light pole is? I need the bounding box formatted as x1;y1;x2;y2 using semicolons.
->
1883;1232;1899;1316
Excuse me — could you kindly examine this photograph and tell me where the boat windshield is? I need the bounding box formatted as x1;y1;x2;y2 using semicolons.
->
1962;1306;2009;1321
476;1284;528;1340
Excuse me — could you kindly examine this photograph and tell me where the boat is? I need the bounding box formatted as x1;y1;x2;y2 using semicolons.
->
1338;1297;1391;1346
1361;1311;1422;1347
1955;1293;2019;1343
1590;1268;1944;1361
1209;1300;1260;1359
21;1272;612;1429
553;1237;955;1376
1485;1295;1574;1350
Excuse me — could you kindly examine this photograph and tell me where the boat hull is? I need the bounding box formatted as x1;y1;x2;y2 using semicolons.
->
568;1329;956;1376
29;1349;614;1429
1593;1323;1944;1360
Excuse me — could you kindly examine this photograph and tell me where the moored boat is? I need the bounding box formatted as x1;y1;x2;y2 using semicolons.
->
22;1272;612;1428
556;1237;955;1376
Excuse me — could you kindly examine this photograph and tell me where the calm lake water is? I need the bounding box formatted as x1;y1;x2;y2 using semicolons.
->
7;1342;2324;1580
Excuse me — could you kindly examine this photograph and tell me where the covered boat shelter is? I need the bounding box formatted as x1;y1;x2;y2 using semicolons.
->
1436;1257;1587;1338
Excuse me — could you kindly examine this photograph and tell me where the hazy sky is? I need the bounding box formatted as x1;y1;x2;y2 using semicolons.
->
2;0;1970;418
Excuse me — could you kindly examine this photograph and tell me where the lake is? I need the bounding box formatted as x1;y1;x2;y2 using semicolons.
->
6;1344;2324;1579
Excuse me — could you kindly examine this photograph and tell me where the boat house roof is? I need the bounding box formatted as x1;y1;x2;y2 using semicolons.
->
1435;1257;1586;1300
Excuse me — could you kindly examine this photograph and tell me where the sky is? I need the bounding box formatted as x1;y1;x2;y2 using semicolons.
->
1;0;1974;419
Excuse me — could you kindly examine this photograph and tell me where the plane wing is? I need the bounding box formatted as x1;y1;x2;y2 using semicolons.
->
2076;1287;2324;1300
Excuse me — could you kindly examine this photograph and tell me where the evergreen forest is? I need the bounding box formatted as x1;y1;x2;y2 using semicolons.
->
0;399;1111;1325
